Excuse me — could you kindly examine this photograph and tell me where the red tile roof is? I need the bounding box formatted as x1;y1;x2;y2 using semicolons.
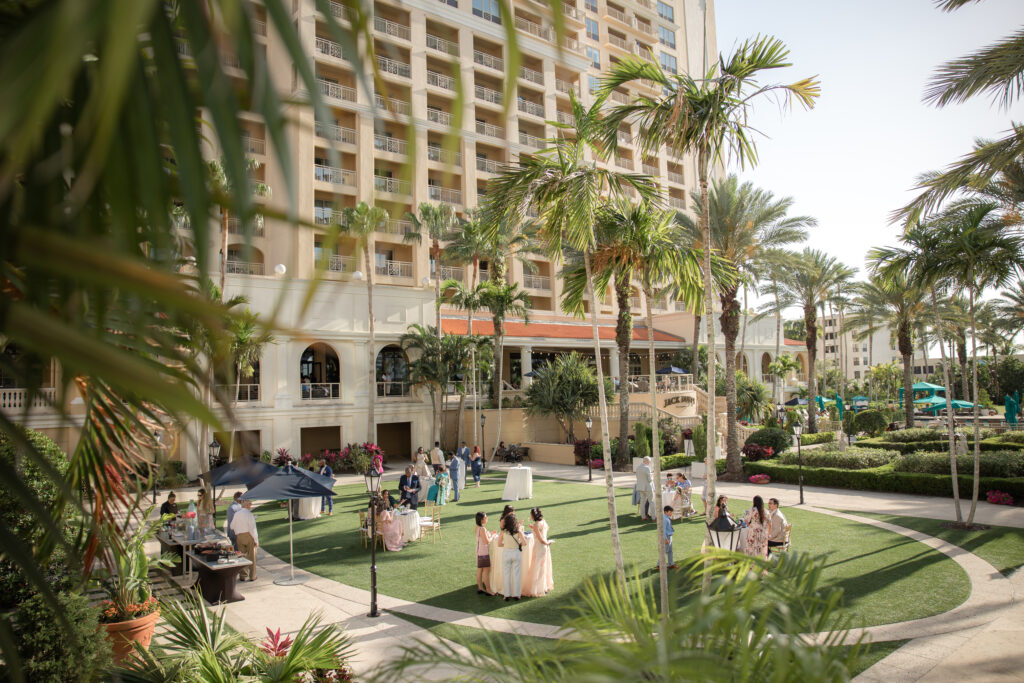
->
783;338;805;346
442;318;687;343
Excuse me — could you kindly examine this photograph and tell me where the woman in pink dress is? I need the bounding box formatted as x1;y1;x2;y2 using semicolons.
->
527;507;553;596
741;495;768;558
376;500;405;552
475;511;496;595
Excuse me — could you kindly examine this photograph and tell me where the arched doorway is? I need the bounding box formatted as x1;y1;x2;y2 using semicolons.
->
736;352;749;375
377;345;410;397
761;352;772;380
300;343;340;400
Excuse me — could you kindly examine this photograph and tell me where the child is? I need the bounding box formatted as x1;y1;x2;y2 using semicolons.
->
475;511;496;595
661;505;677;570
665;473;675;489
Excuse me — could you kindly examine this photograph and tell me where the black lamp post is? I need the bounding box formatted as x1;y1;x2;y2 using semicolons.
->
585;416;593;482
364;466;382;618
152;429;163;505
208;438;221;521
793;423;804;505
480;413;487;473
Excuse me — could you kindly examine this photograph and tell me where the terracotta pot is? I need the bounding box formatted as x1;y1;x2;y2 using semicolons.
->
103;609;160;663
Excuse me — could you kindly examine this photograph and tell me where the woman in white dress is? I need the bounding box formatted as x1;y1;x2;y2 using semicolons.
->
528;507;553;596
413;447;432;481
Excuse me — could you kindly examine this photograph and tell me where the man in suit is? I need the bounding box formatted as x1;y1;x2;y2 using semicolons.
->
448;451;463;502
635;456;654;520
456;441;471;467
318;458;335;516
398;466;421;508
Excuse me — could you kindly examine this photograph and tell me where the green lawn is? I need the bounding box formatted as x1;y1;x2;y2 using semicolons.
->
845;511;1024;576
255;475;968;628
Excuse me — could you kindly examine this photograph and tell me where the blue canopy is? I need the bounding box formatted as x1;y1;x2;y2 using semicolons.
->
241;464;335;500
784;397;808;406
201;457;279;488
656;366;689;374
523;370;539;377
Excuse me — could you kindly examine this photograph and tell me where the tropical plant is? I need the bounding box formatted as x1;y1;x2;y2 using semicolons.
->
225;309;275;461
440;279;489;447
401;324;445;445
525;352;610;442
995;279;1024;337
406;202;460;336
94;509;176;624
478;282;531;464
853;410;890;438
744;427;790;455
677;175;811;476
601;36;819;533
766;354;801;394
736;372;773;423
756;249;801;402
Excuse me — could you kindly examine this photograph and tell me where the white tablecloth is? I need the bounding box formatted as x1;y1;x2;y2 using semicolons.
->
398;509;420;542
489;531;538;596
296;497;321;520
502;466;533;501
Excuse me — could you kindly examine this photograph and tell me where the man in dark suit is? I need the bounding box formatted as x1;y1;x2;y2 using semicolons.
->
398;466;421;508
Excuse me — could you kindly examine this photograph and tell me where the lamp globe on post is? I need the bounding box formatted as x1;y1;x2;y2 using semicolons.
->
480;413;486;473
585;416;594;482
793;423;804;505
207;438;222;522
364;466;382;618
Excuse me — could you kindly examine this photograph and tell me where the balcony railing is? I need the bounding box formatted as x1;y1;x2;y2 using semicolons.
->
668;196;687;209
220;383;260;402
244;137;266;155
426;34;459;56
635;21;654;36
374;134;408;155
626;374;693;393
439;265;464;281
477;268;490;282
376;55;411;78
318;78;356;102
253;18;267;36
518;131;544;148
375;93;410;116
555;78;578;94
476;157;502;174
314;164;356;186
555;110;574;125
381;219;414;235
427;70;455;90
226;216;266;237
629;296;642;309
376;259;413;278
667;171;685;184
226;260;265;275
0;387;56;410
374;16;411;40
519;65;544;85
301;383;340;400
325;254;358;273
608;5;629;22
315;36;349;61
315;121;357;144
523;273;551;290
608;34;629;50
377;381;411;397
328;0;352;21
515;15;549;40
427;145;462;166
427;108;452;126
374;175;411;195
517;98;545;117
615;156;634;169
473;50;504;71
610;90;629;104
561;36;583;53
476;120;505;138
315;207;341;225
475;84;502;105
428;186;463;204
642;163;658;175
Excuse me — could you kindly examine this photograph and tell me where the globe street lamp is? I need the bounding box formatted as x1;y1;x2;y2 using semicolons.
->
208;438;222;522
793;423;804;505
480;412;487;473
585;416;593;482
363;466;382;618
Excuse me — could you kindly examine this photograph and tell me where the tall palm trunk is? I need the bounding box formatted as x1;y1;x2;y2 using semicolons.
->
366;245;377;443
471;260;478;448
839;304;847;402
773;279;782;403
645;295;668;623
957;335;969;400
897;318;914;429
699;156;718;535
691;314;701;379
615;275;632;466
219;209;229;296
738;286;749;369
491;325;504;464
804;304;818;433
931;288;962;522
720;289;741;478
966;283;982;526
584;250;625;586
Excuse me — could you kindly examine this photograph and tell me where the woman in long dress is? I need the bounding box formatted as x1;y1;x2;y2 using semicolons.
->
428;466;450;506
527;508;553;596
376;500;406;552
470;446;483;487
413;447;433;481
741;495;768;558
196;488;215;530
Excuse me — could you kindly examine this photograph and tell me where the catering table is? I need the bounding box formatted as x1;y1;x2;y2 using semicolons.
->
489;529;543;597
296;497;321;520
397;508;420;543
501;465;533;501
186;551;252;604
157;529;229;578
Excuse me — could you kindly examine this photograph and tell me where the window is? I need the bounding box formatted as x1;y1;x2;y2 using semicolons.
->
658;26;675;47
657;0;674;21
588;75;599;93
473;0;501;23
586;17;599;40
854;371;861;379
586;46;600;68
584;0;596;10
853;358;860;366
659;52;677;74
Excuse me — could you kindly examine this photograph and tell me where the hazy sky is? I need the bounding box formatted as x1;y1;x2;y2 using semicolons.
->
714;0;1024;288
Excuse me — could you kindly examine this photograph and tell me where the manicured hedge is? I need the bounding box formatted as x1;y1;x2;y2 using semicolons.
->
660;453;697;470
743;461;1024;500
744;428;790;454
893;450;1024;478
778;446;895;470
800;431;835;446
854;437;1023;454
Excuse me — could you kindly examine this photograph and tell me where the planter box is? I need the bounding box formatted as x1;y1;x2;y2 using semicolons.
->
104;609;160;664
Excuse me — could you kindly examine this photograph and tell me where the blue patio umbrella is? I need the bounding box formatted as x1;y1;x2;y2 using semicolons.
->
784;397;808;406
1006;395;1019;425
656;366;689;374
241;464;336;585
522;370;539;377
835;393;844;420
201;456;278;488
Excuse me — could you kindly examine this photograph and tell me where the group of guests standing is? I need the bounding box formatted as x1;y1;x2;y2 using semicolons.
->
474;505;553;600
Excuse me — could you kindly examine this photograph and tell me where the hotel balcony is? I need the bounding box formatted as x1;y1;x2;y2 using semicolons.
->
376;54;411;79
324;254;358;273
226;260;265;276
518;131;545;149
427;144;462;167
219;383;260;403
473;50;504;72
376;259;414;279
374;134;408;156
427;33;459;57
301;383;340;400
475;84;503;106
374;175;412;196
0;387;56;411
428;185;463;205
523;273;551;290
476;120;505;139
315;121;357;145
318;78;356;103
373;16;411;41
314;164;356;187
427;69;456;91
375;93;411;116
517;98;545;118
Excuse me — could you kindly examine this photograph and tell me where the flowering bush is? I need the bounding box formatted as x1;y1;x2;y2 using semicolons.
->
986;490;1014;506
300;443;386;472
741;443;775;461
590;458;604;469
749;474;771;484
273;447;292;467
682;428;693;440
98;596;159;624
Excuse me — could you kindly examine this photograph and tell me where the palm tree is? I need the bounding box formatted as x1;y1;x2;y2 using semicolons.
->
995;279;1024;337
524;351;606;442
736;375;773;423
406;202;460;337
340;202;390;443
601;36;818;519
482;94;659;585
478;282;531;469
775;249;847;433
225;309;274;462
401;324;445;445
677;175;811;478
766;354;801;399
440;280;488;448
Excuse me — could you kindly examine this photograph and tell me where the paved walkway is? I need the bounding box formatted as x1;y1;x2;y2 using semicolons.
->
163;461;1023;680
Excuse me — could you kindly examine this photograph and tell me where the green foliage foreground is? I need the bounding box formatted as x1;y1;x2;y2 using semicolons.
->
372;551;862;683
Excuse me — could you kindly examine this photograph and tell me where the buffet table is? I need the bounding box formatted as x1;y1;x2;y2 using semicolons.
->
186;551;252;604
157;529;229;579
501;465;533;501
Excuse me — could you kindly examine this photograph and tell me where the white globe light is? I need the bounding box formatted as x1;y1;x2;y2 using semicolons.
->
274;263;287;276
353;270;365;281
421;277;430;286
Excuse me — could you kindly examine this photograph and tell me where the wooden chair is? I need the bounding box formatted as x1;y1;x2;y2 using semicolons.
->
418;504;441;542
773;524;793;554
358;509;383;550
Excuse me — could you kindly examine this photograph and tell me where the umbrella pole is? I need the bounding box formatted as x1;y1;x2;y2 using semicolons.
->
273;498;309;586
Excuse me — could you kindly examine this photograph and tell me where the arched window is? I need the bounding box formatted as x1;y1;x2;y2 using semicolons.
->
761;352;772;379
377;345;410;397
300;343;340;400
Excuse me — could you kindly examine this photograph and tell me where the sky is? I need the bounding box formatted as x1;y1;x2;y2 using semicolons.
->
713;0;1024;289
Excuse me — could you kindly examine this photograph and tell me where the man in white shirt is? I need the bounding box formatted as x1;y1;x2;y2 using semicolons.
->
225;491;243;549
429;441;445;474
635;456;654;521
230;499;259;581
767;498;789;555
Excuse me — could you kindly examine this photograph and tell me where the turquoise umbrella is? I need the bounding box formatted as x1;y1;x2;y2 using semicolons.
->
835;393;844;420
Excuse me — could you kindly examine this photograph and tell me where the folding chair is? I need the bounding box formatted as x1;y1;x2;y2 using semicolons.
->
419;503;441;542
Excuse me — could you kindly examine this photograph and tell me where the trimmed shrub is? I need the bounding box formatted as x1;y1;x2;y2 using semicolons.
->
692;421;708;461
993;431;1024;444
856;437;1022;454
634;423;651;460
853;410;889;437
573;439;595;466
881;428;944;443
801;431;835;446
744;428;790;455
893;450;1024;478
661;453;697;470
779;446;896;470
740;443;775;461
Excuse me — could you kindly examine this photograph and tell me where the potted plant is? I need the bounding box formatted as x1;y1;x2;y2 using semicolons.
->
94;509;175;663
